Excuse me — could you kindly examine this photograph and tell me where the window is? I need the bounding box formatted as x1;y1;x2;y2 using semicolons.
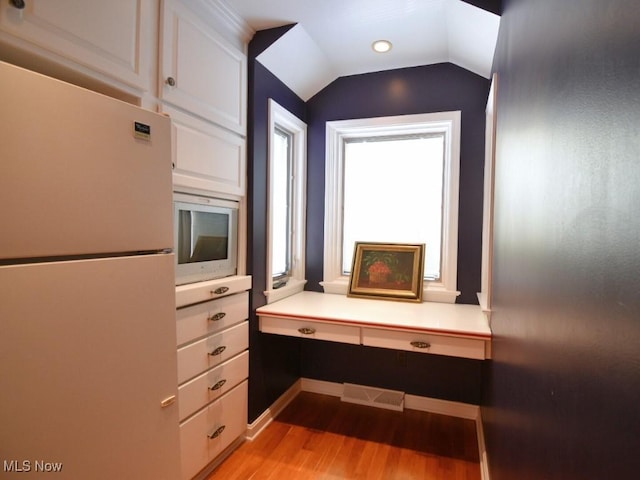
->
271;127;293;280
322;111;461;303
342;134;445;279
266;99;307;303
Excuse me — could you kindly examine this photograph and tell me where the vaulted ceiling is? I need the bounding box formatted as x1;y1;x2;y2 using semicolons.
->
222;0;501;100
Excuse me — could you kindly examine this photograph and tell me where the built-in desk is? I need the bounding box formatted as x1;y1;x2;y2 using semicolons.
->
257;292;492;360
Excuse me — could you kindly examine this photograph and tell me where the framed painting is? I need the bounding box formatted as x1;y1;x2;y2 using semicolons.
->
348;242;425;303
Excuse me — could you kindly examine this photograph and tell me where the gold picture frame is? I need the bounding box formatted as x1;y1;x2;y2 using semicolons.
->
348;242;425;303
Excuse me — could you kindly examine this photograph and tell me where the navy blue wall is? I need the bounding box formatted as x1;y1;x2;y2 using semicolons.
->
246;27;305;422
247;32;492;419
484;1;640;479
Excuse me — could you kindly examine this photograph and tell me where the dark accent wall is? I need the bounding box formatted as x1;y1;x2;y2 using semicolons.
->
246;27;305;422
483;1;640;479
302;341;483;404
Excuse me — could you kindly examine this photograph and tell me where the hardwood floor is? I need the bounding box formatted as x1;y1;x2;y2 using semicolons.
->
206;392;480;480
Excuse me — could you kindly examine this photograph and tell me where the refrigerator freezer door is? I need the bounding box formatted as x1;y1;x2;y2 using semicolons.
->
0;61;173;259
0;254;180;480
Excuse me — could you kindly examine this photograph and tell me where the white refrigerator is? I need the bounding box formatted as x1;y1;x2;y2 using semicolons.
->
0;62;181;479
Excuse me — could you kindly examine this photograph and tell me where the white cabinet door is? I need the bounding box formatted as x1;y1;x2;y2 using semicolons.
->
179;381;248;480
160;0;247;135
176;291;249;347
178;350;249;421
0;255;181;480
361;328;488;360
0;0;152;90
259;316;362;345
177;322;249;384
165;105;246;196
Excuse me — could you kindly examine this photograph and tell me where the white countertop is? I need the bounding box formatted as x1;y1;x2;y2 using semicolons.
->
256;292;491;340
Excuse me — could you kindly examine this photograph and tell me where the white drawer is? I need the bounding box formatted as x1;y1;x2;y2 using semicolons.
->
259;316;360;345
176;292;248;346
177;322;248;384
362;328;488;360
179;380;248;480
178;351;249;422
175;275;251;308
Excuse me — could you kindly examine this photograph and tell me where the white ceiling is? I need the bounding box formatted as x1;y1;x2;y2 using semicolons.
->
222;0;500;101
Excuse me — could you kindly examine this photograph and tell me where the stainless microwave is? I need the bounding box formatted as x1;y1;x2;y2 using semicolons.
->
173;193;238;285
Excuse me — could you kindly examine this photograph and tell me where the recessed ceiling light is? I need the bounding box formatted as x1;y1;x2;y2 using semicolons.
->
372;40;392;53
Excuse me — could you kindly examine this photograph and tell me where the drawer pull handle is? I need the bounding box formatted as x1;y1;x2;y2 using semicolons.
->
209;379;227;391
208;425;226;439
298;327;316;335
209;312;226;322
208;346;226;356
10;0;25;9
410;341;431;349
212;286;229;295
165;76;176;87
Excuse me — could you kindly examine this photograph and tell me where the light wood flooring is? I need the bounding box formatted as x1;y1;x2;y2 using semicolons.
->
206;391;481;480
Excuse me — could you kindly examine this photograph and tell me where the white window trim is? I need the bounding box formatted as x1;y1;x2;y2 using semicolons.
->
265;99;307;303
321;111;461;303
478;74;497;318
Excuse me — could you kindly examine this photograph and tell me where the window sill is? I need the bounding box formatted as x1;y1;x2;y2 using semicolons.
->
320;278;460;304
264;278;307;304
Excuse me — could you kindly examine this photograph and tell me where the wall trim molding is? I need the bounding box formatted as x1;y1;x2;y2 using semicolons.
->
245;379;302;440
246;378;490;480
476;409;491;480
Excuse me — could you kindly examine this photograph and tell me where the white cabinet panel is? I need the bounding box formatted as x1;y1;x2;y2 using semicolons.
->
176;291;249;347
178;351;249;421
160;0;247;134
177;321;248;384
362;328;487;360
259;316;361;345
0;0;151;89
180;380;248;480
175;275;252;308
166;106;246;196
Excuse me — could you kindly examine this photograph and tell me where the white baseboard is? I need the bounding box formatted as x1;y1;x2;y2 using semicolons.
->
300;377;343;396
247;378;490;480
404;393;479;419
476;409;491;480
245;379;302;441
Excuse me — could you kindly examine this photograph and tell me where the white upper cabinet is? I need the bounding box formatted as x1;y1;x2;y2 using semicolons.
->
160;0;247;135
0;0;153;92
165;105;246;197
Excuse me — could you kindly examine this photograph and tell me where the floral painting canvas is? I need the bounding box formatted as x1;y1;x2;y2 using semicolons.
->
348;242;425;302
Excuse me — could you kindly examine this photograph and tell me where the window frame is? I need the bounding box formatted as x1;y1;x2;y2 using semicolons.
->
321;111;461;303
271;126;294;281
265;99;307;303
